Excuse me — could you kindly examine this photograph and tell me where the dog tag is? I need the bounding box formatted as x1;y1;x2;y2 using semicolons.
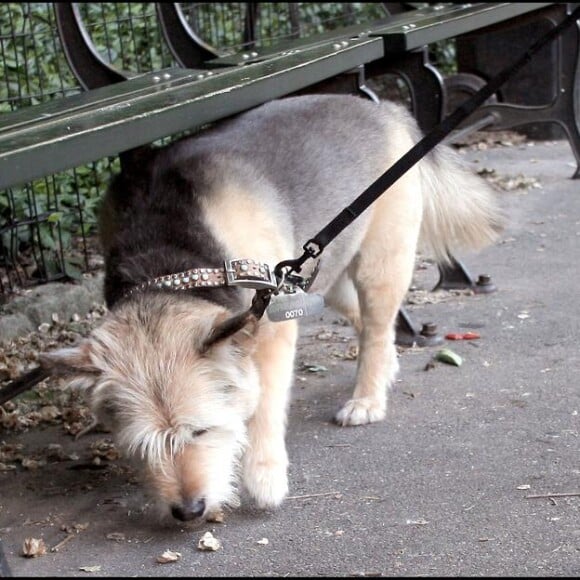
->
266;289;325;322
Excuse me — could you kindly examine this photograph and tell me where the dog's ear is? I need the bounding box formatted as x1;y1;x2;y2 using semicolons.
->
202;310;258;354
39;340;101;380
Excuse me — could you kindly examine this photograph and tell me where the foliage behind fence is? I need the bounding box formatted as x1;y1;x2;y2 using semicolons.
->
0;3;389;296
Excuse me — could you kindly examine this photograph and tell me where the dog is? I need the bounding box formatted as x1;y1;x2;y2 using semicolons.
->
38;94;503;523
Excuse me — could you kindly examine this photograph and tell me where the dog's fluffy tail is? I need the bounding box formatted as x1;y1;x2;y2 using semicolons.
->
418;142;505;264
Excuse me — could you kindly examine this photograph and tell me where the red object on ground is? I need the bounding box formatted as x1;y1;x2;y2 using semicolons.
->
445;331;481;340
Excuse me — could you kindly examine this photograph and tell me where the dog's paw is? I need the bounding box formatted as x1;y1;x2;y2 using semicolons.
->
335;397;386;426
243;455;289;509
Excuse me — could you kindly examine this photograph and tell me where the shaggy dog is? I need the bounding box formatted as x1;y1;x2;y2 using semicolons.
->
40;94;503;523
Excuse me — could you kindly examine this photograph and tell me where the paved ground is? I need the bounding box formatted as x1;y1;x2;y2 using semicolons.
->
1;138;580;577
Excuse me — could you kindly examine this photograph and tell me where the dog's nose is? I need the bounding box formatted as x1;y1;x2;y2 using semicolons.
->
171;498;206;521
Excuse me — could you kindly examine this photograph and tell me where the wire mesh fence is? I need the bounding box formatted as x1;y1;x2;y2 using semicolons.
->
76;3;176;73
1;3;97;295
0;2;388;298
179;2;386;53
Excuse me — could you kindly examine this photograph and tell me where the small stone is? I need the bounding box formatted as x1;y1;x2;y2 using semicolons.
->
156;549;182;563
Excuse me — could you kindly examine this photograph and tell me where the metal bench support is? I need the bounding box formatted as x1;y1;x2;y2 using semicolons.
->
369;48;445;133
54;2;129;89
156;3;220;68
464;3;580;179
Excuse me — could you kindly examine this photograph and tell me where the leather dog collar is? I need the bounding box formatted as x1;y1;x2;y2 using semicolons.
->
124;259;279;298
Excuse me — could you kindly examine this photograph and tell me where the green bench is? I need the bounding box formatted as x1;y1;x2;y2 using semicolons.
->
3;2;573;191
0;1;577;346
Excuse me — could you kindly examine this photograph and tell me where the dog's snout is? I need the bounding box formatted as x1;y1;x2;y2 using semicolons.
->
171;498;206;521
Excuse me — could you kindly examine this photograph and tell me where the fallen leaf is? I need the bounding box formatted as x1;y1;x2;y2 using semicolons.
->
79;565;102;573
21;537;47;558
478;169;542;191
301;363;328;373
315;330;334;340
197;531;221;552
343;345;359;360
21;457;46;470
406;518;429;526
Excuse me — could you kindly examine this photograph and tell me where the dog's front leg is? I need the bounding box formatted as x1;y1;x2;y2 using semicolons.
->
243;319;298;509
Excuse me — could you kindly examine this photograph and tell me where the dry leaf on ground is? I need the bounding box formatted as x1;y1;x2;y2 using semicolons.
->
197;531;221;552
21;537;47;558
78;565;102;573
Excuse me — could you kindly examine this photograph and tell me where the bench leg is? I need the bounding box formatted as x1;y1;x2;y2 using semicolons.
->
434;257;497;294
470;17;580;179
370;48;446;133
354;65;380;103
293;65;379;103
453;4;580;179
395;307;442;347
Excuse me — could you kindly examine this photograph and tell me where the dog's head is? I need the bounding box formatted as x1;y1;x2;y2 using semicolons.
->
40;293;260;523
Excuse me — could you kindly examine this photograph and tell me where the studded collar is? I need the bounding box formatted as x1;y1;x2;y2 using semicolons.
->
124;258;279;298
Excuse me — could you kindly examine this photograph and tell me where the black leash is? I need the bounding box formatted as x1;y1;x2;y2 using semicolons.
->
273;3;580;284
0;366;50;406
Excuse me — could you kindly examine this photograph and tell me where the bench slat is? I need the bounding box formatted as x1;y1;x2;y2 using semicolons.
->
0;1;559;191
202;3;553;66
0;69;207;134
0;36;384;190
374;2;553;52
